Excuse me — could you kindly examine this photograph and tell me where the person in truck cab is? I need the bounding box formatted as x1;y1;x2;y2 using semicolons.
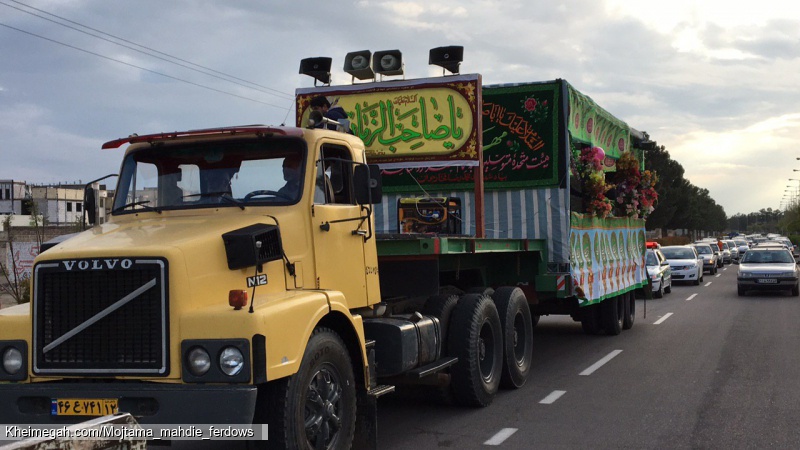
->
278;153;303;199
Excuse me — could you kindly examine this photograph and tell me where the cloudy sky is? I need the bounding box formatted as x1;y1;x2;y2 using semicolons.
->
2;0;798;216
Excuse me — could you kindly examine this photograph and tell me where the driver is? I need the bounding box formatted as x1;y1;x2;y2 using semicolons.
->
277;154;302;199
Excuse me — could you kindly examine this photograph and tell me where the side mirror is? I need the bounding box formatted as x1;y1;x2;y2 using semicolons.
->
83;185;97;226
354;164;383;205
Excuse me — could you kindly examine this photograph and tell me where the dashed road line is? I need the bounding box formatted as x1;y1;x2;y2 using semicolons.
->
715;273;721;277
539;390;566;404
704;281;712;286
580;350;622;376
484;428;518;446
654;312;673;325
686;293;697;301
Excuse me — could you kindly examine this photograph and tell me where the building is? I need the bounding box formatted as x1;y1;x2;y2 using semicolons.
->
0;180;27;215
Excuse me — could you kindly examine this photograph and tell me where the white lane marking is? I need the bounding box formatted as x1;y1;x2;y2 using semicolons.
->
686;294;698;301
704;282;712;287
580;350;623;376
654;312;673;325
715;273;721;277
484;428;518;446
539;390;566;404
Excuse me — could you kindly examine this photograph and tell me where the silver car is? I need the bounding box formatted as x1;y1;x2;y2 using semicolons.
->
661;245;703;286
736;248;799;296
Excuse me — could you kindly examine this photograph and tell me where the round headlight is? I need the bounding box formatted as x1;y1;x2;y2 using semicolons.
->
3;347;23;375
186;347;211;376
219;347;244;376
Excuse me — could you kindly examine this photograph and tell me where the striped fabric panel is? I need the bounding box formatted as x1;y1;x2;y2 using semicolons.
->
375;188;570;264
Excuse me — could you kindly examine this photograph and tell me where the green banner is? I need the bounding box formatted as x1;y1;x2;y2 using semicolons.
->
569;213;646;305
567;83;630;171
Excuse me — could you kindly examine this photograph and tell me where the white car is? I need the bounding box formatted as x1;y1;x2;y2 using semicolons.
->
736;248;799;296
646;249;672;298
661;245;703;286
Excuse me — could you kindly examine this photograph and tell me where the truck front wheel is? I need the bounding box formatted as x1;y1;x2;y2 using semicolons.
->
265;327;356;450
448;293;503;407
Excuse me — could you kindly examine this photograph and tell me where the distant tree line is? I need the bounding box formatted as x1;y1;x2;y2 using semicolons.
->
643;145;727;234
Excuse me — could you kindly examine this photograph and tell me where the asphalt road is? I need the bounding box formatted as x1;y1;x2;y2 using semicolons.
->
377;265;800;449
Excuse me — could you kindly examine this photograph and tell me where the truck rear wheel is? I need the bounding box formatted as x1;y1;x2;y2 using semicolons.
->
601;296;622;336
492;287;533;389
422;294;460;350
622;291;635;330
580;303;602;335
448;293;503;407
265;327;356;450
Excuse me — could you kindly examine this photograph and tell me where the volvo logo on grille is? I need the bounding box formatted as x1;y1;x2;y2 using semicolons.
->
62;259;134;271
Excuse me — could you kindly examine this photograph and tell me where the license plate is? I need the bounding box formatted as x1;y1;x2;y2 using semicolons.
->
757;278;778;284
51;398;119;416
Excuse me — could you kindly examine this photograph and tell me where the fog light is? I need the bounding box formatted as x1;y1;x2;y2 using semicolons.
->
187;347;211;376
219;347;244;376
2;347;22;375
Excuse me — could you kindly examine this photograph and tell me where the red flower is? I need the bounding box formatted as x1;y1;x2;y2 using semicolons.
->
524;98;538;111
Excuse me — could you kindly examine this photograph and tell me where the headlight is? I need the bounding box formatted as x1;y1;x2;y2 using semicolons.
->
739;272;753;278
219;347;245;376
186;347;211;376
780;271;796;278
2;347;23;375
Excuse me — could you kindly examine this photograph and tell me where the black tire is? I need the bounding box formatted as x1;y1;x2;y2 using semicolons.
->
422;294;460;404
448;293;503;407
580;303;602;335
793;284;799;297
422;294;460;350
492;287;533;389
664;280;672;294
738;286;745;296
467;286;495;297
601;296;622;336
622;291;635;330
653;279;663;298
265;328;356;450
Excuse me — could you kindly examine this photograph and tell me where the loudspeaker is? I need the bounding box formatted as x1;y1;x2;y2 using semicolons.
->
429;46;463;74
373;50;403;76
343;50;374;80
299;57;332;84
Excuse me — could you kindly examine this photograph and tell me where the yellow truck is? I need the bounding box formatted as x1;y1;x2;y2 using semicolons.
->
0;77;650;450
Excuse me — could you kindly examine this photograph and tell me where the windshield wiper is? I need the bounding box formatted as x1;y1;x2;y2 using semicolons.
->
220;194;245;210
112;200;162;214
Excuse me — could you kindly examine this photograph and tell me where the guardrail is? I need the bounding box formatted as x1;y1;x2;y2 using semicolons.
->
0;413;146;450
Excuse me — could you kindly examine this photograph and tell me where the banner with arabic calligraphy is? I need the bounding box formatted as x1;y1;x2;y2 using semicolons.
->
355;80;563;192
569;213;647;306
296;75;481;168
567;83;630;171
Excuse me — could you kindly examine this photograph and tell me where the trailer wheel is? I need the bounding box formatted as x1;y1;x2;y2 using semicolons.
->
265;327;356;450
580;303;602;335
448;293;503;407
622;291;635;330
601;296;622;336
492;287;533;389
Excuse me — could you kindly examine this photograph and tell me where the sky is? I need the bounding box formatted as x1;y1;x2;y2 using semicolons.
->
2;0;799;216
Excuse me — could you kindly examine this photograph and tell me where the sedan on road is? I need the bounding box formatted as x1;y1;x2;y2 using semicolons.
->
661;245;703;286
736;247;800;296
692;243;719;274
646;248;672;298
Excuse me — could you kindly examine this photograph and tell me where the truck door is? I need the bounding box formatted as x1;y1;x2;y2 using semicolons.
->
311;143;370;308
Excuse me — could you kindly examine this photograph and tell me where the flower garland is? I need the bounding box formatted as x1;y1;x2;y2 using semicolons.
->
573;146;614;218
607;152;659;219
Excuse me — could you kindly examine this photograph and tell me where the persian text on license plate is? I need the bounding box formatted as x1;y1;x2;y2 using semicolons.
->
757;278;778;284
51;398;119;416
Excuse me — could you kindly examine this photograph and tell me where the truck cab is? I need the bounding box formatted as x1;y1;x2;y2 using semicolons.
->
0;125;385;449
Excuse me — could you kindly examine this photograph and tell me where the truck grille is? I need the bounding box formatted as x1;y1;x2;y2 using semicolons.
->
33;258;169;375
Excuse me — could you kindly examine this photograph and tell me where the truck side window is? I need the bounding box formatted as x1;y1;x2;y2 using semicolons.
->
317;144;354;205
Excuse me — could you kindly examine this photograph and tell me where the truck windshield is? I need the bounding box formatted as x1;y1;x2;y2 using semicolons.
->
113;138;307;214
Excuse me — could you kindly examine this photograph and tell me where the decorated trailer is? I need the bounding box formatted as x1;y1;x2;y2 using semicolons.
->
296;77;656;336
